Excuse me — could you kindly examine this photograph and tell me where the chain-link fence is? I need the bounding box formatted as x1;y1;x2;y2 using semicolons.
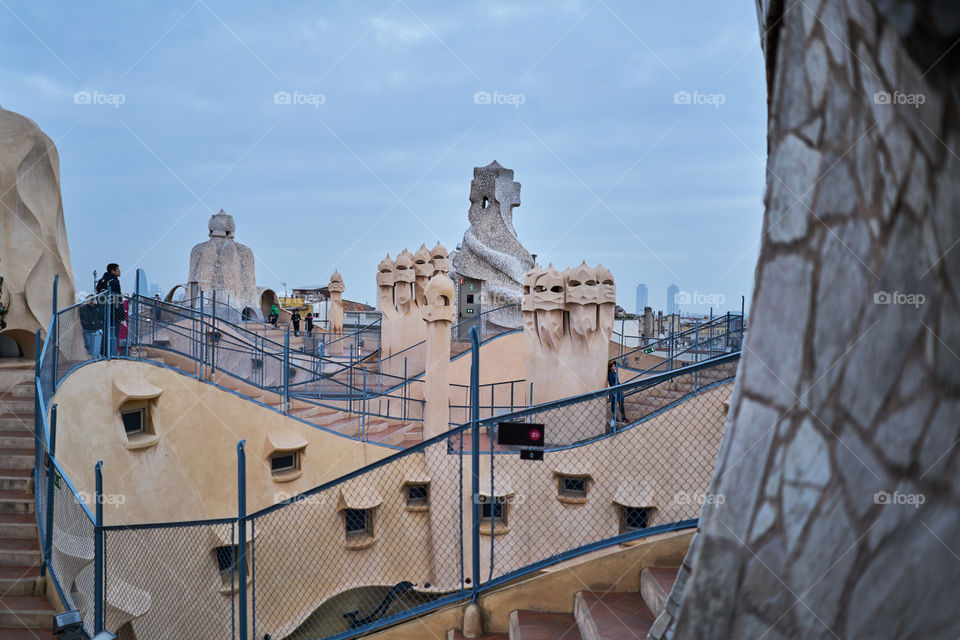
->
36;340;738;639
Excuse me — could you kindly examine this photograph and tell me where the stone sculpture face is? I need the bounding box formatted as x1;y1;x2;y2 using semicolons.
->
394;251;415;306
377;255;396;287
394;251;415;284
430;242;450;275
533;266;565;312
328;270;345;294
564;262;600;306
413;245;433;279
522;266;543;313
596;265;616;304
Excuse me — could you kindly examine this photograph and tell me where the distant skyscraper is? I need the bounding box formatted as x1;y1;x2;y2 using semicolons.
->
667;284;679;315
635;284;648;314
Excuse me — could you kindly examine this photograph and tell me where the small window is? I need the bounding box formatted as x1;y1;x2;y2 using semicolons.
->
344;509;371;537
620;506;652;533
557;475;589;504
121;408;145;435
213;544;249;590
561;477;586;495
406;483;429;509
478;494;511;536
270;451;299;475
466;294;475;304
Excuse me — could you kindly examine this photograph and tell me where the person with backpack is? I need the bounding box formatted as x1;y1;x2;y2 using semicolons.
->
95;263;125;356
78;294;103;357
269;303;279;327
305;311;314;335
291;309;302;337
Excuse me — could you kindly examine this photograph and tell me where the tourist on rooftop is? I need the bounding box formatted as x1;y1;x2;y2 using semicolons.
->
607;361;627;425
305;311;314;335
94;263;125;356
291;309;302;337
268;303;279;326
78;294;102;357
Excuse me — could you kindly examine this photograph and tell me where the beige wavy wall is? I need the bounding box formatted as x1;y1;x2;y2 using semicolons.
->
0;106;76;357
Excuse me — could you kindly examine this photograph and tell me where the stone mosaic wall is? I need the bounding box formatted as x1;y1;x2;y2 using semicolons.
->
654;1;960;638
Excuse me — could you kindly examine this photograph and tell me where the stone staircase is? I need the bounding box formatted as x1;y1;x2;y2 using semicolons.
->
0;363;55;639
448;567;678;640
623;366;731;421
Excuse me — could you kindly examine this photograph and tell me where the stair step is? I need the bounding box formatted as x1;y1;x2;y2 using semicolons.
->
510;610;583;640
0;475;30;492
0;416;33;434
640;567;678;619
0;565;42;595
0;452;34;470
0;538;42;566
0;434;34;450
0;401;33;414
0;630;55;640
0;491;34;515
0;594;55;628
449;631;508;640
574;591;653;640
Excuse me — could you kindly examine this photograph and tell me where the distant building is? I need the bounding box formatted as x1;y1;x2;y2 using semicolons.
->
667;284;679;315
635;284;648;315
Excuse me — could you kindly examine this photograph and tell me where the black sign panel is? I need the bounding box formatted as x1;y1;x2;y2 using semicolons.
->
520;448;544;461
498;422;545;447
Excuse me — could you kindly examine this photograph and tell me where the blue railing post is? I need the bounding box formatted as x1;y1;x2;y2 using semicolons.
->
283;329;290;415
133;269;142;359
362;365;367;441
237;440;249;640
105;293;113;361
469;326;481;600
43;404;57;566
694;321;700;365
403;357;408;422
50;275;59;390
94;460;104;634
33;330;42;509
199;291;205;380
211;290;217;376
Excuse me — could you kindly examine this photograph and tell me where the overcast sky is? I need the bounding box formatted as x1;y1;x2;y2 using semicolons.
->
1;0;766;314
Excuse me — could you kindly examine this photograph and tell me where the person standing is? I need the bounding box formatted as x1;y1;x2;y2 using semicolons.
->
95;263;125;356
291;309;302;337
607;361;627;425
78;295;103;357
305;311;314;335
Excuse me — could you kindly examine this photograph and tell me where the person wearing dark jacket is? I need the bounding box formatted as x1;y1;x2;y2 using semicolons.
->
305;312;314;335
291;310;302;337
78;295;103;357
607;361;627;424
95;263;125;356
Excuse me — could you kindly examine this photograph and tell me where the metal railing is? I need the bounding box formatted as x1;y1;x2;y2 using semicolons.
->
36;288;740;638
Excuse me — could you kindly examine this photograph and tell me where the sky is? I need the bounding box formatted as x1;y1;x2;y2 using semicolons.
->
1;0;767;314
